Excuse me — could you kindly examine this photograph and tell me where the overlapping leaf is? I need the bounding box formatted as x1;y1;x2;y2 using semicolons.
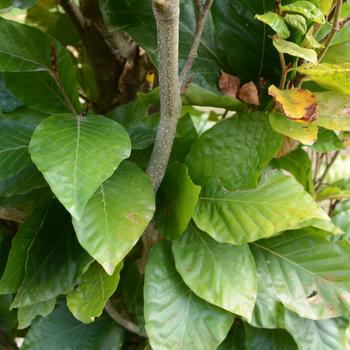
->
29;114;131;219
144;242;234;350
194;171;328;245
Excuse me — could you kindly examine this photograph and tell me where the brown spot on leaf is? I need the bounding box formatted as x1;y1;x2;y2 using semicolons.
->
219;70;240;97
237;81;260;106
127;213;143;224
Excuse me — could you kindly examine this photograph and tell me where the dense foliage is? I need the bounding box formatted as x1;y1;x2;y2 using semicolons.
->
0;0;350;349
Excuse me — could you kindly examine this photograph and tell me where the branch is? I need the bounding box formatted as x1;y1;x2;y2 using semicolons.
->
315;151;340;191
146;0;181;191
318;0;343;61
278;52;287;89
59;0;85;35
179;0;214;88
105;301;142;335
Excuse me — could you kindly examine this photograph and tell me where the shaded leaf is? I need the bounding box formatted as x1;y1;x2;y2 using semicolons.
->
0;295;17;332
194;171;329;245
144;241;234;350
255;12;290;39
268;85;318;122
67;262;122;323
0;74;22;112
186;113;283;190
251;228;350;319
284;14;307;35
217;322;245;350
12;0;36;9
73;162;154;275
156;163;200;240
29;114;131;219
172;224;257;320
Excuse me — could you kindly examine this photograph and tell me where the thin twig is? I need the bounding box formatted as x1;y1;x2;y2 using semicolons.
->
179;0;214;89
318;0;343;61
315;151;340;191
278;52;287;89
105;301;142;335
59;0;86;36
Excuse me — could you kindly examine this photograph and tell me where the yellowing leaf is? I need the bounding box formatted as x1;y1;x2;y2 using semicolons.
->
297;63;350;94
268;85;318;122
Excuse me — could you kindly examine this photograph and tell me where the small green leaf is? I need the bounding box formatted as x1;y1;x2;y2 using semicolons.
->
255;12;290;39
269;113;318;145
311;128;344;152
280;1;325;24
67;262;123;323
29;114;131;219
172;224;257;320
284;14;307;34
273;37;318;63
144;242;234;350
73;162;154;275
17;298;56;330
156;163;200;239
0;120;33;180
251;228;350;319
21;304;124;350
186;113;283;190
297;63;350;95
194;171;328;245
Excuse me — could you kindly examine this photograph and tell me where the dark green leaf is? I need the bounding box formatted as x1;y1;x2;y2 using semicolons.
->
172;224;257;319
29;114;131;220
144;242;234;350
0;74;22;112
186;113;283;190
217;322;245;350
311;128;344;152
0;295;16;332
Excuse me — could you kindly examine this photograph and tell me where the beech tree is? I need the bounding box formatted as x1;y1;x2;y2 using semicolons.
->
1;0;350;349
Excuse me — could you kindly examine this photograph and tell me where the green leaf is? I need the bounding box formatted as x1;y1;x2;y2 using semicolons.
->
311;128;344;152
0;17;80;113
73;162;154;275
12;0;36;9
2;106;49;128
21;304;124;350
29;114;131;220
0;295;17;332
172;224;257;320
251;228;350;319
0;199;49;294
280;1;325;24
0;120;33;180
17;298;56;330
0;74;22;112
271;148;314;193
322;41;350;64
269;113;318;145
284;309;349;350
314;91;350;131
244;324;297;350
255;12;290;39
144;242;234;350
186;113;283;190
101;0;279;91
284;14;307;35
194;171;328;245
333;200;350;238
319;0;333;15
297;63;350;95
67;262;122;323
273;37;318;63
217;323;246;350
156;163;200;239
11;200;91;308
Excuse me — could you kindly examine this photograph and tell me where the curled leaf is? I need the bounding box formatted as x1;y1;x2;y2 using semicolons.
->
219;71;240;97
237;81;260;106
268;85;318;122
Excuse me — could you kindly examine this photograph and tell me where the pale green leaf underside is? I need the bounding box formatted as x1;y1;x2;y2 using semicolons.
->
73;162;155;275
29;114;131;219
144;242;234;350
172;224;257;320
194;170;329;245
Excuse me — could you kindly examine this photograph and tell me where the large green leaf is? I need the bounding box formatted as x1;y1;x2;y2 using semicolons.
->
273;38;317;63
194;171;328;245
186;113;283;190
10;200;91;308
29;114;131;220
17;298;56;330
172;224;257;320
0;74;22;112
100;0;279;91
251;228;350;319
21;304;124;350
156;163;200;240
0;17;80;113
144;242;234;350
73;162;154;275
67;262;122;323
0;120;33;180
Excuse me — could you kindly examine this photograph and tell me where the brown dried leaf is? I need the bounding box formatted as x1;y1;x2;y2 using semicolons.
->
237;81;260;106
276;137;299;158
219;70;240;97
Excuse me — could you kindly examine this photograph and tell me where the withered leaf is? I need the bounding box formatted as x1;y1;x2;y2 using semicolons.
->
237;81;260;106
219;70;240;97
